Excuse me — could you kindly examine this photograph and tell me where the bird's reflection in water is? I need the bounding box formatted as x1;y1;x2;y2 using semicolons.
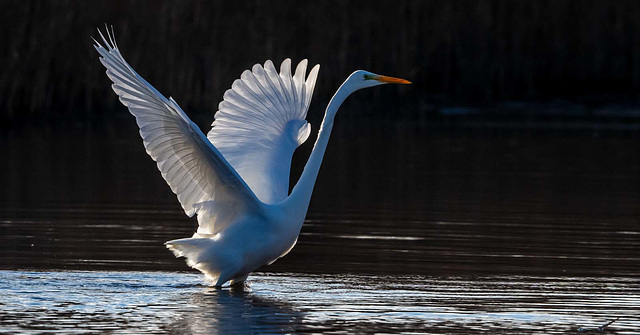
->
164;284;303;334
1;271;638;334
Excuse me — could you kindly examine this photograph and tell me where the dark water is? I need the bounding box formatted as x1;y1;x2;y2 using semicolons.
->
1;121;639;333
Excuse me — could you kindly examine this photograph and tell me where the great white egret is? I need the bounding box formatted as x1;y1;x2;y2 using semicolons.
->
93;27;410;286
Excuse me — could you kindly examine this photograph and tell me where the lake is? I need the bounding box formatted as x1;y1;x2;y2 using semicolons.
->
0;120;639;333
1;270;637;334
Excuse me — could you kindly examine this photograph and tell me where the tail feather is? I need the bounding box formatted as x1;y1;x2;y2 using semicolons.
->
166;236;246;287
165;237;222;282
165;237;209;263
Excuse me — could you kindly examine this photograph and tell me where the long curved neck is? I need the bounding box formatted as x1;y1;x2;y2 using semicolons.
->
285;81;355;218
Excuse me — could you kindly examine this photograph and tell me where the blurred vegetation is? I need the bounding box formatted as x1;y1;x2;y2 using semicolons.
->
3;0;640;127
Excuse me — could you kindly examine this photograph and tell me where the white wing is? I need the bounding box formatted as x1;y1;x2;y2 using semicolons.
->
93;28;262;235
208;59;320;204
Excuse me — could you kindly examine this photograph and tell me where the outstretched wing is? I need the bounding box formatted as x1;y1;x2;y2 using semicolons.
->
93;28;262;235
208;59;320;204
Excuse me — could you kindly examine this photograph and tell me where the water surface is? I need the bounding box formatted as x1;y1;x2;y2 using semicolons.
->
1;270;638;334
1;123;639;333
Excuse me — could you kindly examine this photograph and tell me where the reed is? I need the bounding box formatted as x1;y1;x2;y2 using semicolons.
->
2;0;640;124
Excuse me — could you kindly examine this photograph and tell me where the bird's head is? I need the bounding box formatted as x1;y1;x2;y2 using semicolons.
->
346;70;411;91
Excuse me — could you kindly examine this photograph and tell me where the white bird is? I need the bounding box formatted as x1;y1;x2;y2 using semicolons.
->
93;27;410;287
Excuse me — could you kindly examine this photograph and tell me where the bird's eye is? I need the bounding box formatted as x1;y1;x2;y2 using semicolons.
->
363;74;374;80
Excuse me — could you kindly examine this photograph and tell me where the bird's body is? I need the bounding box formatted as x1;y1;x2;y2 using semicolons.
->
94;27;409;286
168;203;303;286
169;209;295;285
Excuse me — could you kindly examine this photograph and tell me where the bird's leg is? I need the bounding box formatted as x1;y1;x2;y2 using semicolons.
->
229;274;249;287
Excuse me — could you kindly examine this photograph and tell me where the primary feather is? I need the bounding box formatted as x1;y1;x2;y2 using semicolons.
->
93;28;262;236
209;59;319;204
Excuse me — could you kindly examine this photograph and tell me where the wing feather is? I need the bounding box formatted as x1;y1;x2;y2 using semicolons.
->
94;28;262;235
208;59;320;204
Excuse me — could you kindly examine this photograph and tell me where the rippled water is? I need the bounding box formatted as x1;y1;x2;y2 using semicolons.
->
1;270;638;334
1;123;639;333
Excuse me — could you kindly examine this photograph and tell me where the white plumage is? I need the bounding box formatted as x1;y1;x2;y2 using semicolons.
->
209;59;318;205
94;27;410;286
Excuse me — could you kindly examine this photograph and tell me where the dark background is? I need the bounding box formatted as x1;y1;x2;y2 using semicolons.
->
3;0;640;133
0;0;639;281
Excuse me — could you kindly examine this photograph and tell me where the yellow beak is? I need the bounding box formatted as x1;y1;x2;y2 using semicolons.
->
375;75;411;84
